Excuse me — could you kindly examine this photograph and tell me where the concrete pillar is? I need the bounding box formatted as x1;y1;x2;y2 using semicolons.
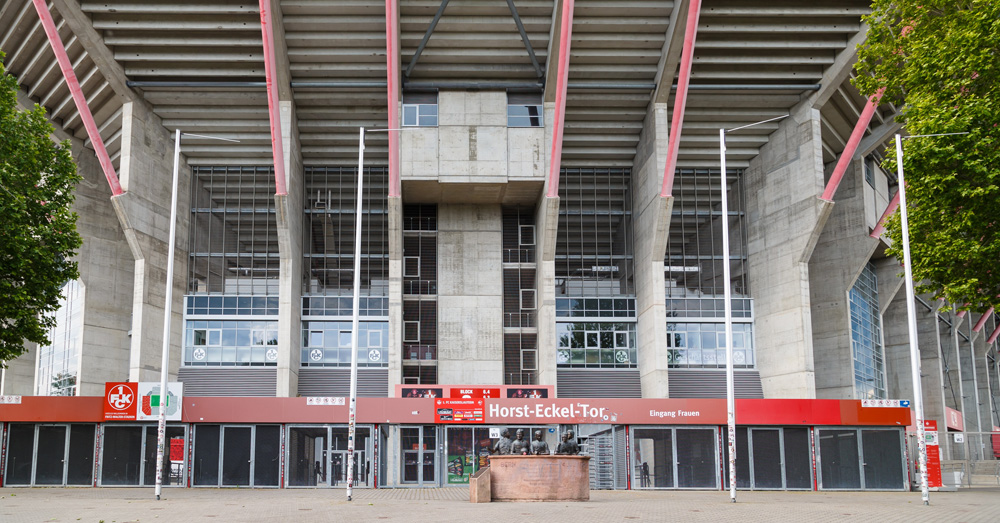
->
744;108;831;398
631;102;671;398
388;197;403;394
808;159;880;399
275;101;304;397
436;204;504;384
534;104;558;388
112;100;189;384
883;294;948;452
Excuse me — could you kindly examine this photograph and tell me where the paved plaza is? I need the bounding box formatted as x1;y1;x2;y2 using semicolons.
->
1;487;998;522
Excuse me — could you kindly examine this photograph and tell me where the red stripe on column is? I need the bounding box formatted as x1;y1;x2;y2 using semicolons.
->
973;308;994;332
821;88;885;202
258;1;287;196
544;0;575;198
870;191;899;237
660;0;703;197
31;0;123;196
386;0;401;197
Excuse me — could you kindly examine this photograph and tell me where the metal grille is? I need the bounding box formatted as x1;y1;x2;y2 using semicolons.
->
177;367;277;396
556;167;634;297
302;167;388;296
188;166;278;294
667;369;764;398
556;369;641;398
296;368;389;397
403;205;437;383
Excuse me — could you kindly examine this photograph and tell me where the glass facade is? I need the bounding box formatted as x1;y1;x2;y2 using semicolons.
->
849;263;886;400
301;321;388;367
183;320;279;366
35;280;84;396
556;322;636;368
665;169;754;368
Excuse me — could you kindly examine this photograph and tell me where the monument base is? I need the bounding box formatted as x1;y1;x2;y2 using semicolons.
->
488;455;591;502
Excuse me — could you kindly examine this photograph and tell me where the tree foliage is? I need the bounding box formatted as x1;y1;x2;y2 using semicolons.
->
854;1;1000;313
0;52;82;362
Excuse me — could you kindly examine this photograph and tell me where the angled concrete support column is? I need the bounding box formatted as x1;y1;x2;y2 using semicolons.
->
535;196;560;388
809;159;880;399
114;101;190;384
745;107;831;398
275;100;303;397
632;102;671;397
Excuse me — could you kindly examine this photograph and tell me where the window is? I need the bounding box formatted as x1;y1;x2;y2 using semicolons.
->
402;92;438;127
404;321;421;343
300;321;388;367
36;280;84;396
556;322;636;368
519;224;535;246
508;93;543;127
850;263;886;399
404;256;421;278
666;322;755;369
520;289;536;310
184;321;279;366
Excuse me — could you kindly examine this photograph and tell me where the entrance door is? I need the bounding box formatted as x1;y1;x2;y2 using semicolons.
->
750;428;783;489
445;427;492;485
6;424;95;486
142;426;187;487
221;426;252;486
401;425;438;486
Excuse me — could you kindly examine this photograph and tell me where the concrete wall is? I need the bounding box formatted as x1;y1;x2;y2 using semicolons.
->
436;204;504;384
744;109;830;398
631;102;671;398
809;159;880;399
276;101;304;397
112;101;190;384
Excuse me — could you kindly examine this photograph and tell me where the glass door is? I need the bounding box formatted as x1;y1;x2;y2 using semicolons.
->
287;427;329;487
401;425;438;486
445;427;492;485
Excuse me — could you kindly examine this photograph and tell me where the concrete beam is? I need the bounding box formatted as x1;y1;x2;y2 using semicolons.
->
50;0;135;103
652;0;689;104
809;26;867;110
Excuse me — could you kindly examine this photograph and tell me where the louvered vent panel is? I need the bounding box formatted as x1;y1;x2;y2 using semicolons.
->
178;368;277;397
667;369;764;398
557;369;641;398
297;368;389;397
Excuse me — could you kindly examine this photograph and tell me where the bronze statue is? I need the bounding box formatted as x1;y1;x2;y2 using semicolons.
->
530;430;550;455
555;429;580;455
510;429;530;455
492;429;512;455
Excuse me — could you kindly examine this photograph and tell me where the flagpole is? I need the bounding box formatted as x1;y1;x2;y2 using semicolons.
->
346;127;365;501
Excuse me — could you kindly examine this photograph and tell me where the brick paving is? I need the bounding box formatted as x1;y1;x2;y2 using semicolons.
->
1;486;998;522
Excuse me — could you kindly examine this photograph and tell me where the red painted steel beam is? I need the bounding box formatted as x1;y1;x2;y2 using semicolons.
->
821;88;885;202
988;326;1000;345
32;0;122;196
258;0;287;196
973;308;994;332
870;190;899;237
660;0;702;197
545;0;575;198
386;0;400;197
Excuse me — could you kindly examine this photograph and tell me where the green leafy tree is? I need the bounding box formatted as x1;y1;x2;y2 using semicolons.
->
0;52;83;362
854;1;1000;313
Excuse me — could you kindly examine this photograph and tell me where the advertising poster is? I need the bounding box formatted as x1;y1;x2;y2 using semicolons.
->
446;427;493;484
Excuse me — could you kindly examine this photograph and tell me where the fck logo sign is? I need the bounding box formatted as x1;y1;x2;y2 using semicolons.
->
104;382;138;420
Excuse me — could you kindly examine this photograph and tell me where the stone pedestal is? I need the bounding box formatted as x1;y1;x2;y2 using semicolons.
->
469;467;491;503
488;455;590;501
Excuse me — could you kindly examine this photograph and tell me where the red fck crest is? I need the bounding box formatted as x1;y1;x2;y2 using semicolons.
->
107;384;134;410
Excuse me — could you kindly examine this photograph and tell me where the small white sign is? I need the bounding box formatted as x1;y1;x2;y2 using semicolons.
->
0;395;22;404
954;433;965;444
926;431;939;446
861;399;910;408
306;396;346;406
489;427;501;438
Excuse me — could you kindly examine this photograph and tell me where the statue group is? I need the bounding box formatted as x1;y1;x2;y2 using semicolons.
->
491;428;580;456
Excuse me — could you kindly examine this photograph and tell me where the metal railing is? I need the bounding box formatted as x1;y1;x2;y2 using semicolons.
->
908;432;1000;488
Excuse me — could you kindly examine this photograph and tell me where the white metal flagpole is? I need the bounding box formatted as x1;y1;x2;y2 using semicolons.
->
154;129;182;500
719;128;737;502
346;127;365;501
895;133;929;505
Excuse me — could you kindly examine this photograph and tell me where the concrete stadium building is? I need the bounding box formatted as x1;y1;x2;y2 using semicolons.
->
1;0;998;490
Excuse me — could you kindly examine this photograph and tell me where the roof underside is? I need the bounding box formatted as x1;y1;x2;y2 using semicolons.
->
0;0;894;174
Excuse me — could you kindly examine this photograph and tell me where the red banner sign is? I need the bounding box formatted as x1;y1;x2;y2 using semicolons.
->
923;419;943;488
104;382;138;420
449;388;500;399
434;398;485;423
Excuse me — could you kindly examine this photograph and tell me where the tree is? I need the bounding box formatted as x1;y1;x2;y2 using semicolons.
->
0;52;83;362
853;1;1000;314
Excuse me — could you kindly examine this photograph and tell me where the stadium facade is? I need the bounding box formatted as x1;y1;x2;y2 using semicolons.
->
0;0;997;490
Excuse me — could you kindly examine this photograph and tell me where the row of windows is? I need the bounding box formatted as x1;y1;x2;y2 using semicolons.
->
401;94;543;127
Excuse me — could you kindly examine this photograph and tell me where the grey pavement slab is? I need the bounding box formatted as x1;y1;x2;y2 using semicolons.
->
1;487;998;522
